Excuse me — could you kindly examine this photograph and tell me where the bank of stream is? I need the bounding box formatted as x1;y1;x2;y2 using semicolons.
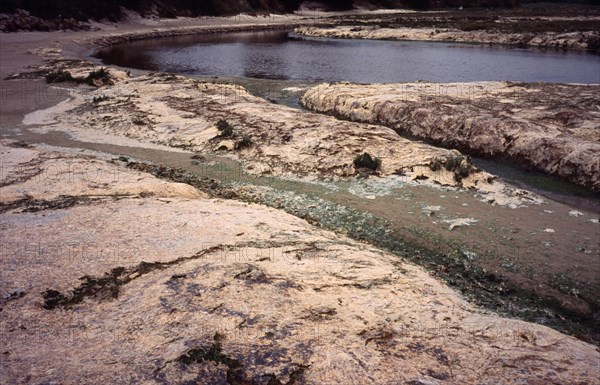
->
3;25;598;345
6;123;599;344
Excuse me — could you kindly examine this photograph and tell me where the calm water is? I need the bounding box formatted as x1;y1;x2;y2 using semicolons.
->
96;31;600;84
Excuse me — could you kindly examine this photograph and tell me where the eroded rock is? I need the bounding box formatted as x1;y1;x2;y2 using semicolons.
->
0;144;598;385
25;69;497;190
301;82;600;191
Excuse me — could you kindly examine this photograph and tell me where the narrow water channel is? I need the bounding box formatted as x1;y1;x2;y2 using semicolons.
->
9;124;599;343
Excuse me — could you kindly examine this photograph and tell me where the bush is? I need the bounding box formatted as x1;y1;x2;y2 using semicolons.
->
235;135;253;150
353;152;381;171
428;158;443;172
216;119;234;137
430;155;477;182
446;155;477;181
444;155;465;172
45;70;75;83
85;67;112;86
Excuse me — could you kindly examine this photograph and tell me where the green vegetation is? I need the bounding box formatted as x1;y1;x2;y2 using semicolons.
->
428;158;443;172
353;152;381;171
215;120;253;150
429;155;478;182
85;67;111;86
235;134;253;150
216;119;234;137
45;70;76;83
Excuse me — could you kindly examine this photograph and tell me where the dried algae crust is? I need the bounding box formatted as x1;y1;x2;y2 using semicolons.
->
1;142;599;385
301;81;600;191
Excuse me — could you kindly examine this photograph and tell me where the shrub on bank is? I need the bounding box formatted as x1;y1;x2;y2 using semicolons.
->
429;155;477;182
353;152;381;171
85;67;112;86
45;70;76;83
216;119;234;137
235;135;253;150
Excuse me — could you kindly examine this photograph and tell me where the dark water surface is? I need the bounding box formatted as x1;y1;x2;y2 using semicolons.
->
96;31;599;84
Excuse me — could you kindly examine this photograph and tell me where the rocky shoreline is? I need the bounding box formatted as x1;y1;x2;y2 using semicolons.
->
297;6;600;51
301;82;600;192
2;140;599;384
17;58;501;189
91;21;325;48
1;13;599;385
294;25;600;50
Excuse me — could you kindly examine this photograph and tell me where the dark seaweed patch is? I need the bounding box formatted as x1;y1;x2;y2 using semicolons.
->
42;246;222;309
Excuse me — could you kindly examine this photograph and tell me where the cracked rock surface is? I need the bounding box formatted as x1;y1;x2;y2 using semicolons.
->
1;141;599;385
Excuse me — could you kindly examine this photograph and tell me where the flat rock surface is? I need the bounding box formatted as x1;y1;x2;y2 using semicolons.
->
0;142;202;203
1;141;599;385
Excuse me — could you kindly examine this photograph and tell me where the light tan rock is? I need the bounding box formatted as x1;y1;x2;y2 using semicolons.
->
301;81;600;191
0;141;204;203
28;71;497;189
217;139;236;151
1;143;598;385
294;26;600;50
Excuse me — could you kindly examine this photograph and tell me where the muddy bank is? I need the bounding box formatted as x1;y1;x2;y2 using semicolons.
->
301;81;600;192
294;25;600;50
2;140;599;385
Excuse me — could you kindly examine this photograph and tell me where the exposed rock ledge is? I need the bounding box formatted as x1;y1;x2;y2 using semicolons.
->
301;81;600;191
294;26;600;50
1;140;599;384
19;60;505;191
